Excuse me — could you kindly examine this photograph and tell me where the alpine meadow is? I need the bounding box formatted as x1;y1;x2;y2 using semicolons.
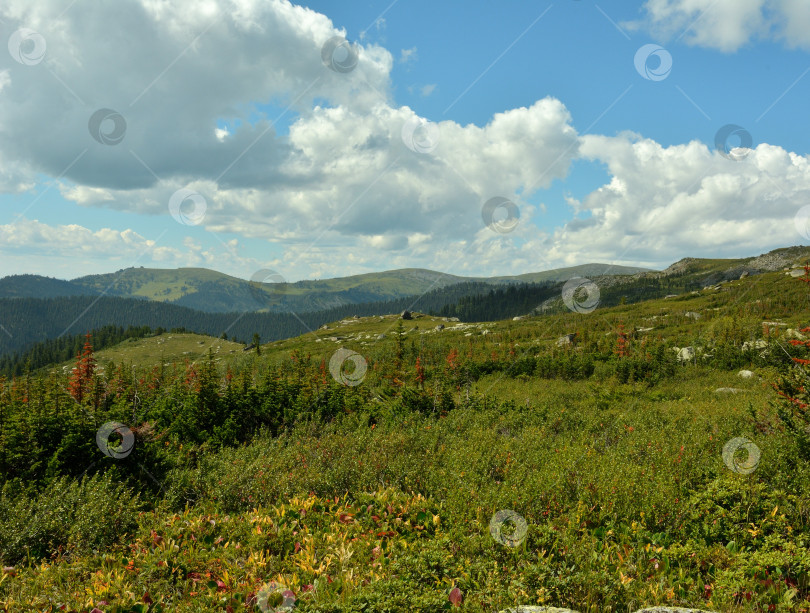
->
2;2;810;613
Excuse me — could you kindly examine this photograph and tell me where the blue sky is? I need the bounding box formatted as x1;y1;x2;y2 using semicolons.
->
1;0;809;282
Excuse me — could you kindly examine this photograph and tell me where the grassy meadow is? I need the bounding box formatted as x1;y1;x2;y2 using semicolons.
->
1;269;810;612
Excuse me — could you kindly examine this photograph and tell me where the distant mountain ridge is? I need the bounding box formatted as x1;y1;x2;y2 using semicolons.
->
0;263;652;313
2;246;810;361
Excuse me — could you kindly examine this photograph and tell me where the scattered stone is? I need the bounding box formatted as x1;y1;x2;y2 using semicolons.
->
377;333;385;340
352;315;359;319
556;333;576;347
320;324;329;330
762;321;787;327
742;339;768;351
715;387;745;394
636;327;654;332
677;347;695;362
738;370;755;379
242;344;254;352
785;328;807;340
664;294;678;299
513;316;525;321
400;310;412;320
684;311;701;320
446;317;460;322
790;268;806;278
482;329;490;335
436;324;445;331
739;271;749;279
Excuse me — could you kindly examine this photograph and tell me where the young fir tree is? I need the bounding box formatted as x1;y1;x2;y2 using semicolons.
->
68;333;96;405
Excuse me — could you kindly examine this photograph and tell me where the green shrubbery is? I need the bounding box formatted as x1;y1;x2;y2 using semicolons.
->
0;473;141;566
4;274;810;610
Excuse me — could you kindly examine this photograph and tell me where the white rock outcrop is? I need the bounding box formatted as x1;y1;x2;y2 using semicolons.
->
676;346;695;362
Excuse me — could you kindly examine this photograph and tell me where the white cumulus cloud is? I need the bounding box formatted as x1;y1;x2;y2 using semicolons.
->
624;0;810;52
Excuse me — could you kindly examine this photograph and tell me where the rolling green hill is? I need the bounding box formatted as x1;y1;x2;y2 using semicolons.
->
0;263;653;314
0;274;93;299
3;247;810;362
50;262;810;374
489;262;651;284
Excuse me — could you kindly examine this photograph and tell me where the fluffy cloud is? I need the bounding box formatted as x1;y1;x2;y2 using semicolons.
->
1;0;393;191
0;218;171;259
624;0;810;52
550;132;810;267
2;0;810;283
1;0;579;274
0;218;263;278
